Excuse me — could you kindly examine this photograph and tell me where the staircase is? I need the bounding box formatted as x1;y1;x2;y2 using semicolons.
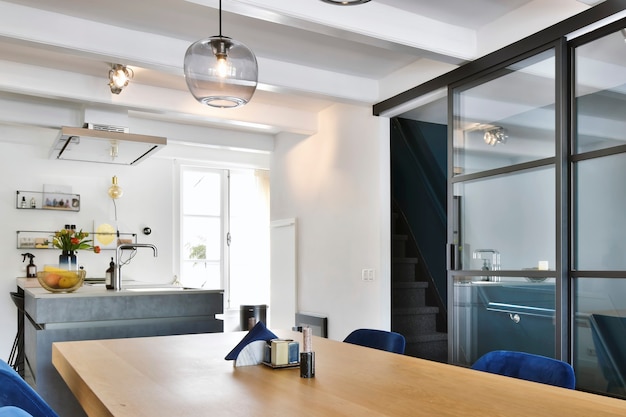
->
392;212;448;362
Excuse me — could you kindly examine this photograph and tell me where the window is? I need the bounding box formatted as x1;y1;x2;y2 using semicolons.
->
180;166;270;309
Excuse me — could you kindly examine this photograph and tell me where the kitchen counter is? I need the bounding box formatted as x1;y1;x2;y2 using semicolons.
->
17;278;223;324
16;277;224;417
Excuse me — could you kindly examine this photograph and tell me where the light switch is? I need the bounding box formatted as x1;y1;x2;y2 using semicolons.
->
361;269;375;281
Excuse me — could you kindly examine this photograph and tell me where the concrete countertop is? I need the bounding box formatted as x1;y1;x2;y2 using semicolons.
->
16;277;223;299
16;277;224;324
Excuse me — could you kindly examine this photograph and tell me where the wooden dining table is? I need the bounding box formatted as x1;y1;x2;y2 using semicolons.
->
52;330;626;417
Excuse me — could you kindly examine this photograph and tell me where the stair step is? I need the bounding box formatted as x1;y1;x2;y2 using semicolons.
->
392;258;418;281
405;332;448;363
392;282;428;307
393;307;439;315
392;234;408;257
405;332;448;344
393;281;428;289
393;257;418;264
392;307;439;335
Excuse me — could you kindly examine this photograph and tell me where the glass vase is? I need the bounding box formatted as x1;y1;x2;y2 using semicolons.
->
59;251;77;270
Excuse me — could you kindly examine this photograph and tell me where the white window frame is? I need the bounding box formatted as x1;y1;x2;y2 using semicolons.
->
175;161;270;312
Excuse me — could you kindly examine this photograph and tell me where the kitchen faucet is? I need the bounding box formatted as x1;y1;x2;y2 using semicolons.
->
114;243;158;291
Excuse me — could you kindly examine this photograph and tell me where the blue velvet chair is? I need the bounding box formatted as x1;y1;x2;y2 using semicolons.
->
343;329;406;354
471;350;576;389
0;359;59;417
0;406;35;417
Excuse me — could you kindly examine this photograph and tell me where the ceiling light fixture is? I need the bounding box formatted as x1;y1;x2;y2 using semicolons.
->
320;0;371;4
483;126;507;146
108;64;133;95
183;0;258;108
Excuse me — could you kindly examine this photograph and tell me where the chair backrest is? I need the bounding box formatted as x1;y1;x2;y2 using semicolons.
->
471;350;575;389
343;329;406;354
0;359;59;417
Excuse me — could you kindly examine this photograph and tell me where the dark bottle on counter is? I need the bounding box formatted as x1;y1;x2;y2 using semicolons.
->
105;257;115;290
22;253;37;278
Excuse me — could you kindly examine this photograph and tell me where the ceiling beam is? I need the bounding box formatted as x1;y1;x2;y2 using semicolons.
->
0;59;319;136
188;0;476;64
0;0;379;104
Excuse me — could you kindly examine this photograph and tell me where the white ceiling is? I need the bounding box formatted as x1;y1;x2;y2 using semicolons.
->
0;0;599;143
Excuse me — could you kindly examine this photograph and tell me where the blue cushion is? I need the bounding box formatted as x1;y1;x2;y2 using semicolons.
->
343;329;406;354
471;350;576;389
0;406;34;417
224;321;277;360
0;360;58;417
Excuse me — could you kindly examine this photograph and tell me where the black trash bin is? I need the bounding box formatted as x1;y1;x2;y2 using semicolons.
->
240;304;267;330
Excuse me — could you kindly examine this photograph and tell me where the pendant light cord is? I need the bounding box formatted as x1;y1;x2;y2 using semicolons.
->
112;198;118;223
219;0;222;37
112;197;121;241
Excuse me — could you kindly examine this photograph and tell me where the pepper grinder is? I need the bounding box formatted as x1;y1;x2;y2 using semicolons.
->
300;326;315;378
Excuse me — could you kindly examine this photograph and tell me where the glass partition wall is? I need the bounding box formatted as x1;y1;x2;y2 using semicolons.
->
449;47;559;366
572;24;626;397
378;5;626;398
448;21;626;398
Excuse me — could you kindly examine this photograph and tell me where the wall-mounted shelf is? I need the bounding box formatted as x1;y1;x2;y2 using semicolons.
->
17;230;137;250
16;190;80;211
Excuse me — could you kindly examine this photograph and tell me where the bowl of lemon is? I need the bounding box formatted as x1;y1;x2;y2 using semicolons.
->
37;265;86;293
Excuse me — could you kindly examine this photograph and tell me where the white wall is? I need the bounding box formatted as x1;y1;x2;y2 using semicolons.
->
270;103;391;341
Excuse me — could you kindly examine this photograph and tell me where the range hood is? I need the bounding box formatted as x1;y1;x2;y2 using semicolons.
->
50;123;167;165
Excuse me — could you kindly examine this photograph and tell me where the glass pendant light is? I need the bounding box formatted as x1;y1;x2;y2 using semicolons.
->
320;0;371;4
183;0;258;108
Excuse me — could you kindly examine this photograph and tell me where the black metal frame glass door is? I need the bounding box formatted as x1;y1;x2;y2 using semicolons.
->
448;44;560;366
571;18;626;398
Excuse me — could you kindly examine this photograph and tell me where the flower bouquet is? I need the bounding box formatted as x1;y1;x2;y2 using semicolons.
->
52;229;101;253
52;228;100;270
